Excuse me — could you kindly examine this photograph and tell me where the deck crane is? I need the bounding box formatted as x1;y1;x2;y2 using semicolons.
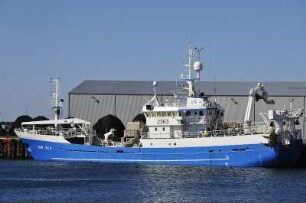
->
244;83;275;126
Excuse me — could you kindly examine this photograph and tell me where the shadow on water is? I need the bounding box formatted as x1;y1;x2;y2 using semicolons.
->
0;160;306;202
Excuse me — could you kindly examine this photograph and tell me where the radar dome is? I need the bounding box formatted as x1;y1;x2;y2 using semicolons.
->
193;61;203;72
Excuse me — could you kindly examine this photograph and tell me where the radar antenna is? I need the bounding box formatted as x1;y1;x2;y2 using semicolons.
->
179;41;204;97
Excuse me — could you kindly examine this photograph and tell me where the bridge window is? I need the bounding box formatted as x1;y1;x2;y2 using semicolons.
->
186;111;191;116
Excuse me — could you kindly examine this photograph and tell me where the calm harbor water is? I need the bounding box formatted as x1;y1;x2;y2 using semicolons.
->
0;160;305;203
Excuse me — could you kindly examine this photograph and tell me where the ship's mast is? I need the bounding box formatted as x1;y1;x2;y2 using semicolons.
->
187;41;194;96
181;41;203;97
50;78;62;127
187;41;193;81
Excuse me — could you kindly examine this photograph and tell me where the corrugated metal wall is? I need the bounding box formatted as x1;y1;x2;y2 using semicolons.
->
69;94;306;140
69;94;116;126
69;94;174;126
212;96;248;122
215;96;304;123
115;95;147;125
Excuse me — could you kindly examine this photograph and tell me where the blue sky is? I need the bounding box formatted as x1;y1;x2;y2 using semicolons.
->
0;0;305;121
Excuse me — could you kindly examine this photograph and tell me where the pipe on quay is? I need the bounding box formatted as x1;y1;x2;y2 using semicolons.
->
0;137;31;159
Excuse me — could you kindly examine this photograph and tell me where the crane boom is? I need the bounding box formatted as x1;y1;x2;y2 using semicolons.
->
244;83;275;126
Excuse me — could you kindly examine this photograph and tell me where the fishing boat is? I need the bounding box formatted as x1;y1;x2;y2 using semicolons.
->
15;42;304;167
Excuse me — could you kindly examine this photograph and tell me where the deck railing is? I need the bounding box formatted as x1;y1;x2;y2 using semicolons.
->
141;124;272;139
16;128;88;138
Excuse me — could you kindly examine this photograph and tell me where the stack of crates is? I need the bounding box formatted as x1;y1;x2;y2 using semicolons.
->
123;122;144;146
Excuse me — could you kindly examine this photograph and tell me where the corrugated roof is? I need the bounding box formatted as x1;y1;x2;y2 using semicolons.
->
69;80;306;96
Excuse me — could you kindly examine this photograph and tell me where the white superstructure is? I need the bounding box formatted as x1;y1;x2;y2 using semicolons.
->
138;41;303;148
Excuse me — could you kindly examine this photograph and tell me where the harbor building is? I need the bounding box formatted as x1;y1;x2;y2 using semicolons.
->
68;80;306;141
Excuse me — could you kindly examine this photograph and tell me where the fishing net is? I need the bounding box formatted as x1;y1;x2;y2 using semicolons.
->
132;113;146;124
32;116;49;121
93;114;125;141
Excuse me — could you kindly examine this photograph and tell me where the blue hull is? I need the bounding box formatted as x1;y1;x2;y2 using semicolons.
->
21;138;303;167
